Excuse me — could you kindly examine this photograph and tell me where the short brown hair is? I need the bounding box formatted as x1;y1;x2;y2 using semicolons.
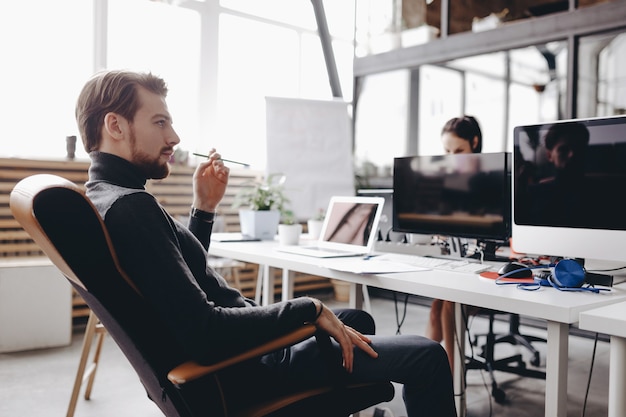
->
544;121;589;150
75;70;168;153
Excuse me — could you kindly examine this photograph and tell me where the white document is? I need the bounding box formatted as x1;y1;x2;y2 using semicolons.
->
320;258;429;274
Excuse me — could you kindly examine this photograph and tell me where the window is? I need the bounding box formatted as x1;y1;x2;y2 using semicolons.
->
108;0;201;158
578;31;626;118
1;0;356;172
0;1;93;159
354;70;409;185
212;2;355;169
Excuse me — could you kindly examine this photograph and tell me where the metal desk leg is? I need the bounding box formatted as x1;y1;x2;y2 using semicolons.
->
258;266;291;305
545;321;568;417
362;285;371;313
258;264;273;306
349;283;365;310
348;282;367;417
282;269;294;302
254;265;263;305
454;302;466;417
608;336;626;417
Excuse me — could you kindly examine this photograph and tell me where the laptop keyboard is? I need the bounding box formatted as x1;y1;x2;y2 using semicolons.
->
378;254;492;274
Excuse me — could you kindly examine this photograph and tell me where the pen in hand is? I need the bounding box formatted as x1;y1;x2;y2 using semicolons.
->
192;153;250;167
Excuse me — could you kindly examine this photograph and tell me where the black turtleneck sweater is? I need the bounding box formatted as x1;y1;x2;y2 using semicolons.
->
85;152;316;363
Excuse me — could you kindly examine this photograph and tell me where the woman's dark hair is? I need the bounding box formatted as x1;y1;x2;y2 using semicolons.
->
441;115;483;153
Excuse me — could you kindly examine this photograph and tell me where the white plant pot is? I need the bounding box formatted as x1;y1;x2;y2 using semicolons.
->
307;219;324;240
238;209;280;240
278;224;302;246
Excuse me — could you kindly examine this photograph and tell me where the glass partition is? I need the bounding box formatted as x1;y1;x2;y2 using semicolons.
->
578;31;626;118
354;42;568;184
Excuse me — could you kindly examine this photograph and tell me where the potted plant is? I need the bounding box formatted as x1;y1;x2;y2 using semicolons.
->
277;210;302;246
306;208;326;240
233;173;289;240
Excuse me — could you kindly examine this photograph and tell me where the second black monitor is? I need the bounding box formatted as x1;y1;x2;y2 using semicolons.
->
392;152;511;244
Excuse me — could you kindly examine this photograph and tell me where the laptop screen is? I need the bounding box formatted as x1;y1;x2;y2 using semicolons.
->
318;196;384;252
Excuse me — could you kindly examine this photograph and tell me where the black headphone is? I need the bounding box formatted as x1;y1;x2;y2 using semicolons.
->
496;259;610;293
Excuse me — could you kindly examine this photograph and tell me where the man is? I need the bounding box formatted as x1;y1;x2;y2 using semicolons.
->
75;69;456;417
526;121;598;227
543;121;589;179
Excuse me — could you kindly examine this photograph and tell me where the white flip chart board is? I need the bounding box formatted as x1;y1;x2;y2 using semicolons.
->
266;97;355;221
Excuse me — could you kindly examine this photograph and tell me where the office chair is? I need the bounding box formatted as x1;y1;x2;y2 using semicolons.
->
466;309;546;404
10;174;394;417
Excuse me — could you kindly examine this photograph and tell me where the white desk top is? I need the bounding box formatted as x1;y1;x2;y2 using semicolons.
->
210;236;626;417
579;301;626;338
209;239;626;324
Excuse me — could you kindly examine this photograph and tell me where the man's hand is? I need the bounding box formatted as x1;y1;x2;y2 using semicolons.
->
192;148;230;212
310;298;378;373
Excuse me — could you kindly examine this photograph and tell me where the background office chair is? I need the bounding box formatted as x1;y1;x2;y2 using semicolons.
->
475;312;544;366
10;174;394;417
466;309;546;403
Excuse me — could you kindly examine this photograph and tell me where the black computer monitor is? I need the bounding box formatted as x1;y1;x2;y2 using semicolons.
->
393;152;511;260
512;115;626;263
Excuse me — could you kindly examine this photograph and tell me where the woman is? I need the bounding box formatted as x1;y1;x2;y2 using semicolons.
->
426;115;482;372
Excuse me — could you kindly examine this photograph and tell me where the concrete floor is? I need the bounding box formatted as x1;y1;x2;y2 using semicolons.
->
0;291;611;417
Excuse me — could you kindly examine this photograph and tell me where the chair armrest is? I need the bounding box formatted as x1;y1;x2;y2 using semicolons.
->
168;323;317;386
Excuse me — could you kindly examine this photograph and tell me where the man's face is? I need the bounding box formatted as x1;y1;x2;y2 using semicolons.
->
128;87;180;179
547;137;585;173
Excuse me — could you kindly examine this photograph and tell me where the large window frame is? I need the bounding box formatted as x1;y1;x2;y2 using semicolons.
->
0;0;356;170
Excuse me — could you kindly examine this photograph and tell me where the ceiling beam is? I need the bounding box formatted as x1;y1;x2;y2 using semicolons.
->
354;1;626;77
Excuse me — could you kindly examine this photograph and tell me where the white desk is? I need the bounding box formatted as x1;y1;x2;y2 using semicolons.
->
209;239;626;417
579;301;626;417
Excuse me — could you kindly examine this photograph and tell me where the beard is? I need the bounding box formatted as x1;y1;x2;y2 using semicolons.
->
129;127;171;180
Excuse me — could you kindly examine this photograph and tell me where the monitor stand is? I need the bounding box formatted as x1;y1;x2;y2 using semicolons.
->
468;240;511;262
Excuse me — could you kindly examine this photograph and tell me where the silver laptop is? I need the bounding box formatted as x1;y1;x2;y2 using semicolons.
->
276;196;385;258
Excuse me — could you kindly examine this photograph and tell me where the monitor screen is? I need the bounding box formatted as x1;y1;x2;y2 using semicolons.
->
393;152;511;245
357;188;405;242
512;115;626;262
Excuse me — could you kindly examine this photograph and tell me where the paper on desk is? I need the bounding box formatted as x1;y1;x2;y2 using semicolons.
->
211;233;260;242
320;258;429;274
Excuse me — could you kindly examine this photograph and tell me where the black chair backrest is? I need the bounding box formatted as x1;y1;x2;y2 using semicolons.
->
11;174;209;417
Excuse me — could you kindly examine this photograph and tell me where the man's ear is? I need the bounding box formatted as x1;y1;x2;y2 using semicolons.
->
103;112;127;140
